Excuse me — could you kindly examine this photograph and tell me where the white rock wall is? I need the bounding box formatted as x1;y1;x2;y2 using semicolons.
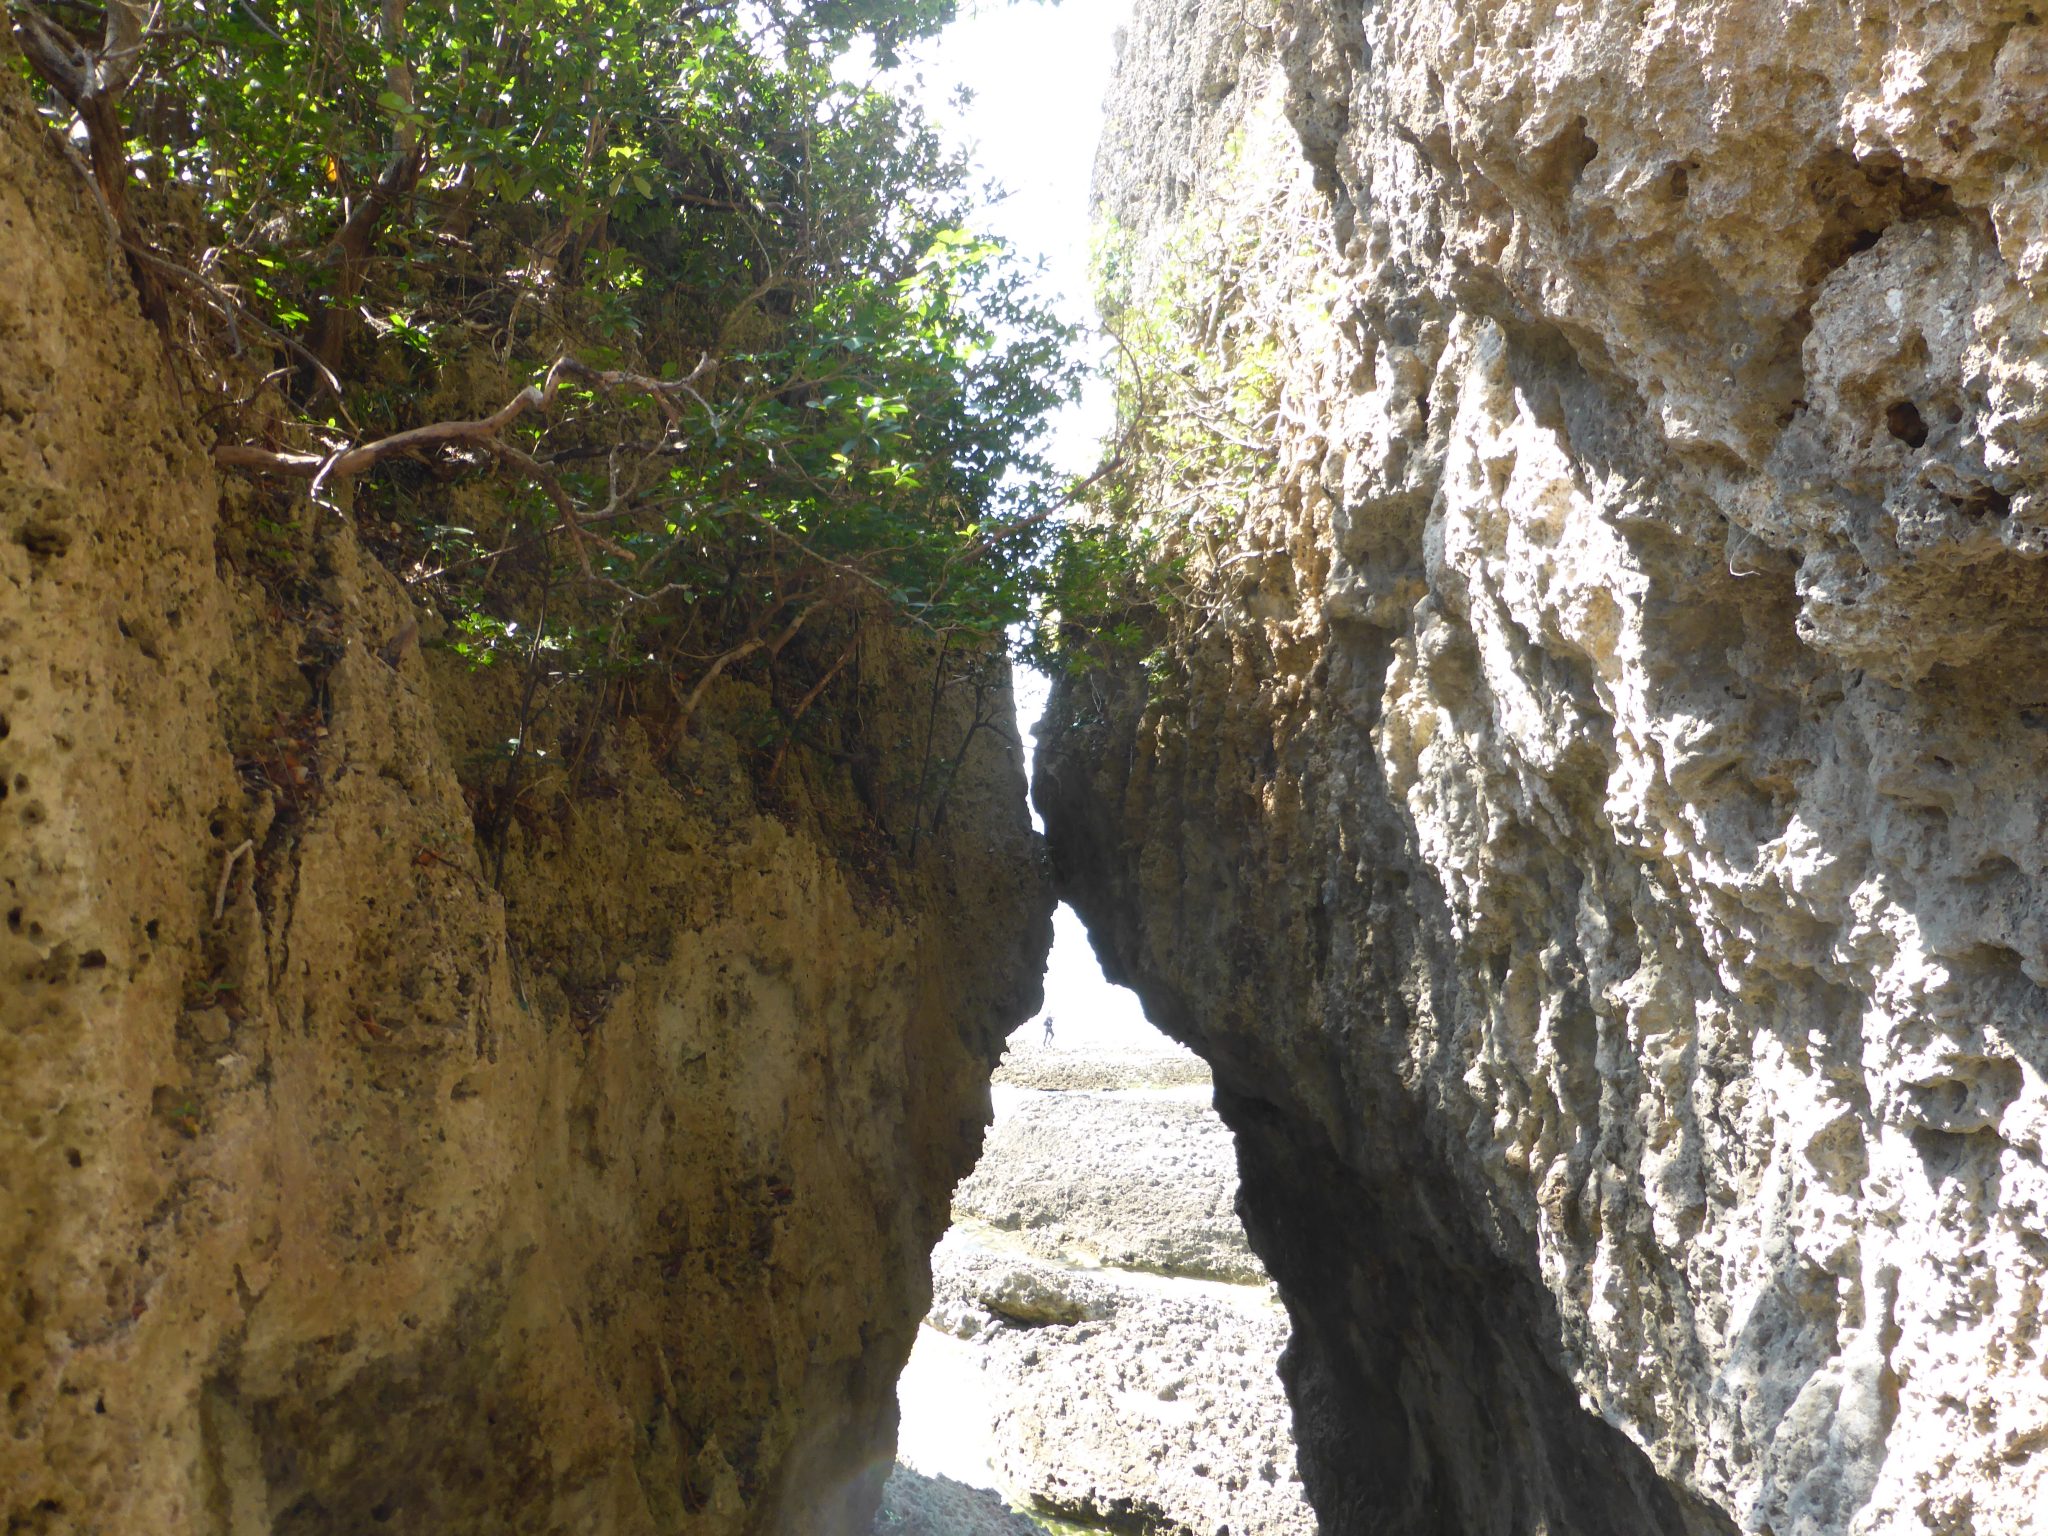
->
1045;2;2048;1533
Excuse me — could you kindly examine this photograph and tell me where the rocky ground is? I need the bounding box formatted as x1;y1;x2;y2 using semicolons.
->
878;1033;1314;1536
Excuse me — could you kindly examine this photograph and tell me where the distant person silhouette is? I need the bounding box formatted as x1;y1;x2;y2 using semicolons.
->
1042;1014;1055;1046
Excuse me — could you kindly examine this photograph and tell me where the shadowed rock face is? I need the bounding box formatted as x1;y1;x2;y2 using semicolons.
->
0;66;1050;1536
1044;1;2048;1533
1038;657;1731;1536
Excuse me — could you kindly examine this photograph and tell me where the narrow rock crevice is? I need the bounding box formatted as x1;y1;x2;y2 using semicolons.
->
885;944;1312;1536
1036;658;1735;1536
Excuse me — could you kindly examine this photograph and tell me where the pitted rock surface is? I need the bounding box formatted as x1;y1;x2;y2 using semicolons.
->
874;1467;1057;1536
955;1092;1269;1285
994;1038;1213;1092
915;1033;1309;1535
1042;2;2048;1534
929;1234;1311;1536
0;63;1050;1536
927;1230;1123;1337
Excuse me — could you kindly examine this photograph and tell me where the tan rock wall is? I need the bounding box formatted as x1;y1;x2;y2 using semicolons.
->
0;65;1048;1536
1045;2;2048;1532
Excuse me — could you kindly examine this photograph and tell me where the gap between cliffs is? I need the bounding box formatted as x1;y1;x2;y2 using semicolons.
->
1030;656;1739;1536
876;674;1313;1536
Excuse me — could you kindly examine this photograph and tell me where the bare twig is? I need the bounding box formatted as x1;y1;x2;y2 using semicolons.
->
673;603;814;733
905;632;952;865
215;352;716;490
12;0;169;316
215;354;739;604
922;663;1009;849
213;838;255;922
401;505;638;586
765;624;860;787
123;240;355;418
489;546;554;889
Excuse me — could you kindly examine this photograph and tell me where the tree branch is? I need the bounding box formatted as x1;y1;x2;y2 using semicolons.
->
673;603;814;733
11;0;166;314
308;0;424;361
213;352;717;489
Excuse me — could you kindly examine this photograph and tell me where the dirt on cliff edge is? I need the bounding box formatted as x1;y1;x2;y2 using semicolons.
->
0;58;1050;1536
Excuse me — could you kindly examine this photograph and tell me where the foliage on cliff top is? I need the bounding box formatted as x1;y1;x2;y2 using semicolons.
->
7;0;1084;735
1041;112;1342;671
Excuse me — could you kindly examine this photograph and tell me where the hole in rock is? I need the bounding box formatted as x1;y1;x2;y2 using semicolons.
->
829;39;1313;1530
1537;115;1601;195
1959;487;2011;520
1885;399;1928;448
887;680;1311;1535
19;524;69;561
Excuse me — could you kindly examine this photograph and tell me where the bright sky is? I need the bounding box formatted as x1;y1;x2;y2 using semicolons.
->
845;0;1127;476
855;0;1161;1052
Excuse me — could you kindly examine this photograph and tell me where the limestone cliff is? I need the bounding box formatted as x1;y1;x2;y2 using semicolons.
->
1042;2;2048;1533
0;67;1049;1536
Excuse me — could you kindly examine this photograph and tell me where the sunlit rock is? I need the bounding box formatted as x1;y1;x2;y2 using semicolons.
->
1043;1;2048;1532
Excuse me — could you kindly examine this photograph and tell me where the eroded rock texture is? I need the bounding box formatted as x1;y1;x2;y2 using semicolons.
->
1044;2;2048;1533
957;1089;1265;1284
0;66;1048;1536
927;1039;1310;1535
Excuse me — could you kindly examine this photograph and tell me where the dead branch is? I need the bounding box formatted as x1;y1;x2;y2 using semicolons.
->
13;0;168;315
213;354;725;597
214;352;717;488
673;603;814;734
124;240;355;417
401;506;639;586
212;837;254;922
765;624;860;787
11;0;153;176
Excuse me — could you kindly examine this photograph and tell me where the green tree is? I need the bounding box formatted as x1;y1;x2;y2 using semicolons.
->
9;0;1085;754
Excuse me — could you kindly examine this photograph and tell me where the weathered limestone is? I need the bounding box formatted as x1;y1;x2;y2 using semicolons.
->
1043;2;2048;1533
0;63;1049;1536
956;1090;1265;1285
931;1239;1307;1536
925;1040;1311;1536
874;1465;1052;1536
